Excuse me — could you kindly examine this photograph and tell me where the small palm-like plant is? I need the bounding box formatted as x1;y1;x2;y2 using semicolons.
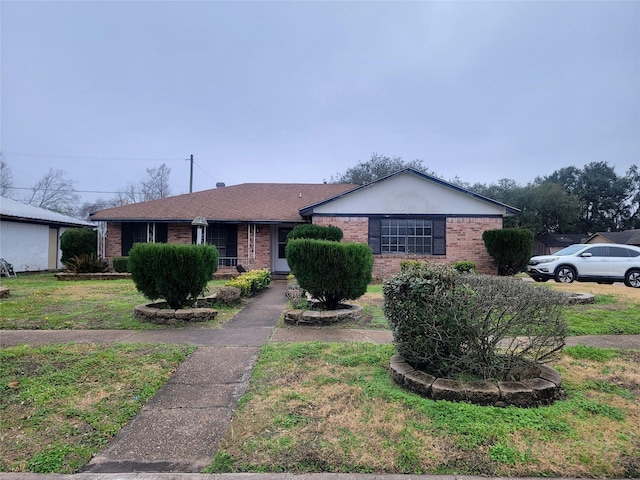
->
65;254;109;273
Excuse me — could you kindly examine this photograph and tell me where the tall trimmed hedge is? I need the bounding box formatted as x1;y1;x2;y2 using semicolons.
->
286;239;373;310
482;228;534;276
60;227;97;265
129;243;218;309
288;224;343;242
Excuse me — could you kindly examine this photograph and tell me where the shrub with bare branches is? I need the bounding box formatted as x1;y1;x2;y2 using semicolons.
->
383;263;567;380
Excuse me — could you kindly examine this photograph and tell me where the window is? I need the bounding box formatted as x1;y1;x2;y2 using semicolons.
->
191;224;238;266
121;222;168;255
368;217;446;255
381;219;432;254
585;246;608;257
608;247;631;258
206;226;229;257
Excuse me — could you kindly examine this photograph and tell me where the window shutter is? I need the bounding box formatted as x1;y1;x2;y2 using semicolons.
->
226;225;238;257
155;223;168;243
433;218;446;255
368;218;381;255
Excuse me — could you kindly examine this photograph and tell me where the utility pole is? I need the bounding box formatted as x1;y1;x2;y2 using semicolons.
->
188;154;193;193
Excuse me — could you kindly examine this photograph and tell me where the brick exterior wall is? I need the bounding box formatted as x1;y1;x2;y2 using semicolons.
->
103;216;502;279
313;215;502;281
104;222;123;260
314;216;369;243
103;222;261;277
234;224;271;272
168;224;192;244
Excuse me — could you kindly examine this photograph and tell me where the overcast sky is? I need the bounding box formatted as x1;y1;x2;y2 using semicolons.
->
1;1;639;207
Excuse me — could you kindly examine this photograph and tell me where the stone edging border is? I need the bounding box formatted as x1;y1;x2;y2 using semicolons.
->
564;291;596;304
55;273;131;281
390;354;563;407
134;301;218;325
284;302;364;326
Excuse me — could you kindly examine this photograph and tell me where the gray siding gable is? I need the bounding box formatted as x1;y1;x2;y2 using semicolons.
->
300;169;519;217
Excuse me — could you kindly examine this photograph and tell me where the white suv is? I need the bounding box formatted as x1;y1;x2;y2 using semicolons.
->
526;243;640;288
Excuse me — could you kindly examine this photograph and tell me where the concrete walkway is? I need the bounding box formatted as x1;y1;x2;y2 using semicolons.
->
84;281;288;474
1;281;639;479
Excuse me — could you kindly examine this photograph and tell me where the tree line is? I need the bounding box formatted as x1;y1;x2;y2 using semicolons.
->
2;151;638;235
331;154;640;236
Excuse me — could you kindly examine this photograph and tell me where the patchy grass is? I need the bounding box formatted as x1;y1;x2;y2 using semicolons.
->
0;273;239;330
208;342;640;477
0;343;194;473
543;282;640;336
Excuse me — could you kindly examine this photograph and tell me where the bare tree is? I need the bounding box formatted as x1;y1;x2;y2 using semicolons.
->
116;182;141;205
141;163;172;200
0;155;13;197
116;163;172;204
27;168;79;215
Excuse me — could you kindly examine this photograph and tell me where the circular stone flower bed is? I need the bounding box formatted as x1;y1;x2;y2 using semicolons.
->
134;298;218;325
389;354;563;407
284;301;363;326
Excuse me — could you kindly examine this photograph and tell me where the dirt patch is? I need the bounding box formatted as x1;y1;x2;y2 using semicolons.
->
355;292;384;309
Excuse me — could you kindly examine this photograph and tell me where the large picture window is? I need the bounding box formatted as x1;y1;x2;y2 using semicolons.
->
368;217;446;255
381;218;432;254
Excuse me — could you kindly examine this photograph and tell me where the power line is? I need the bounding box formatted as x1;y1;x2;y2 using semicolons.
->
193;161;217;182
7;186;123;194
3;152;184;162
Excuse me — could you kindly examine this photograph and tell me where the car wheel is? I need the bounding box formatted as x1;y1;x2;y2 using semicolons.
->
624;269;640;288
533;277;548;283
554;266;576;283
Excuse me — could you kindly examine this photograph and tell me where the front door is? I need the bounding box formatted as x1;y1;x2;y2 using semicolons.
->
273;226;293;273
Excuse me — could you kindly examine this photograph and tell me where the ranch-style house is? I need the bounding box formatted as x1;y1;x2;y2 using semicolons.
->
90;168;519;279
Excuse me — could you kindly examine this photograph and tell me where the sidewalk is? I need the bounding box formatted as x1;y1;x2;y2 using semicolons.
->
85;281;288;474
1;281;639;478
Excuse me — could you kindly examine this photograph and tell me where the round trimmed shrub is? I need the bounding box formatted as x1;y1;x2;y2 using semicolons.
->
482;228;534;276
288;224;343;242
286;238;373;310
129;243;218;309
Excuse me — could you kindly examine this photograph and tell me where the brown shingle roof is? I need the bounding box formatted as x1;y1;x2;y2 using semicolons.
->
90;183;357;223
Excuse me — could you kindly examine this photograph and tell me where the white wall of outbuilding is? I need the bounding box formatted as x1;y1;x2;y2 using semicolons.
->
0;220;74;272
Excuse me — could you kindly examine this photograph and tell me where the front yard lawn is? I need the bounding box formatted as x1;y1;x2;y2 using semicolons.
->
0;273;238;330
0;343;194;473
209;342;640;477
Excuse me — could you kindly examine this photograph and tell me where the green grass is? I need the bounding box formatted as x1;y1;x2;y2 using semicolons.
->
5;273;636;335
369;281;640;336
0;343;194;473
209;342;640;477
565;297;640;335
0;273;235;330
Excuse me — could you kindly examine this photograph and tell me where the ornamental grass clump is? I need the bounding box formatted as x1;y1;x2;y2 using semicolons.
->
64;254;109;273
129;243;218;309
383;262;568;380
